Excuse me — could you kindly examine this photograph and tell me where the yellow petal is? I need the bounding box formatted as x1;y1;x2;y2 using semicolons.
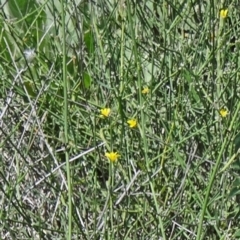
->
127;119;138;128
219;109;228;118
142;87;150;94
220;9;228;18
105;152;120;162
100;108;111;118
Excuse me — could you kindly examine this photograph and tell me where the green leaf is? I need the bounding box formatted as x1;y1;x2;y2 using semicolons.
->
234;229;240;238
235;133;240;153
84;30;95;54
8;0;46;44
228;178;240;198
184;69;200;103
228;187;240;199
83;72;91;89
0;17;12;62
24;81;35;97
232;178;240;187
8;0;31;19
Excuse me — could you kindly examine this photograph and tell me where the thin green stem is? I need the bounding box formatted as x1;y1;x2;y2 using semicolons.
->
60;0;72;238
216;3;225;107
126;1;166;239
196;101;240;239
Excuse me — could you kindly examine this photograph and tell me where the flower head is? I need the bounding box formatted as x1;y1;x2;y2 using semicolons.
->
220;9;228;19
24;49;36;63
100;108;111;118
127;119;138;128
105;151;120;162
142;87;150;94
219;108;228;118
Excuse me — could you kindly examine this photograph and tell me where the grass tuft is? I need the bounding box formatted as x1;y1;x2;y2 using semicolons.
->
0;0;240;239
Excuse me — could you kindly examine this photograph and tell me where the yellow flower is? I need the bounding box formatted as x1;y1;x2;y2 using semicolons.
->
220;9;228;19
142;87;150;94
105;151;120;162
127;119;138;128
219;108;228;118
100;108;111;118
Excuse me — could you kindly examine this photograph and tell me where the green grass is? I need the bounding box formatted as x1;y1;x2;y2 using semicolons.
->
1;0;240;239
